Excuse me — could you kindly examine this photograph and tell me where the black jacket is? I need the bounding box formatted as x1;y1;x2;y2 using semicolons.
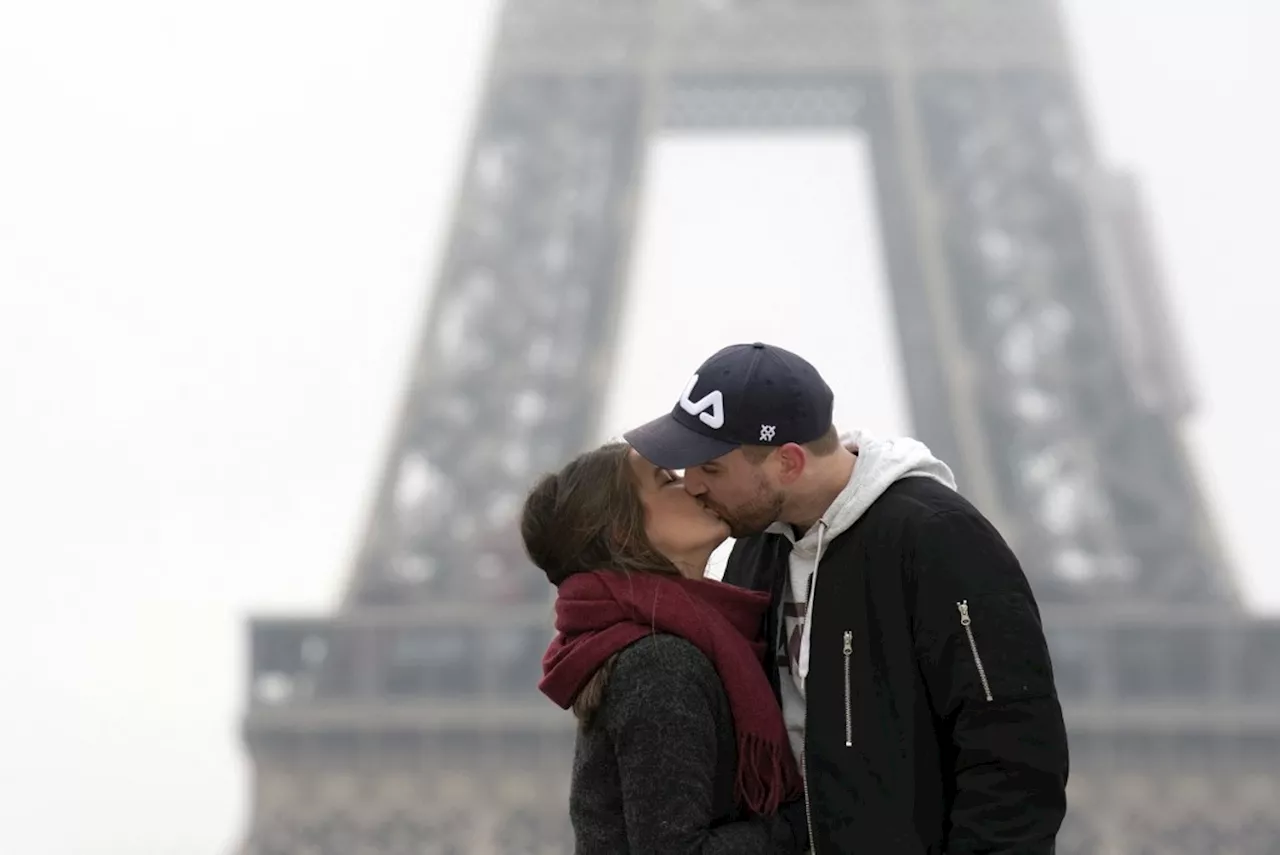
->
724;476;1069;854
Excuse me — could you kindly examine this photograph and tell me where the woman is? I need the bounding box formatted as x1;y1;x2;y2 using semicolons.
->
520;441;809;854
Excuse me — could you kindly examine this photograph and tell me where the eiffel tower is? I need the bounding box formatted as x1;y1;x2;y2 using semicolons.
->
239;2;1280;853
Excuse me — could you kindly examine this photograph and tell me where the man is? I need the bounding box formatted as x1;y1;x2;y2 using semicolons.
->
625;342;1069;854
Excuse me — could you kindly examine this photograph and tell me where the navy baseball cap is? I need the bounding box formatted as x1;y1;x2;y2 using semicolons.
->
624;342;834;470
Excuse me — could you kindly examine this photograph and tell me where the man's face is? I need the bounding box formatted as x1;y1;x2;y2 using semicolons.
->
681;449;785;538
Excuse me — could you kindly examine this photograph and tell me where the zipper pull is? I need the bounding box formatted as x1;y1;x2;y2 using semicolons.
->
842;630;853;655
957;600;971;626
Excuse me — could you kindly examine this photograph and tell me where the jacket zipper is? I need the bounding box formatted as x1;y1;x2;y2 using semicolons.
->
800;630;853;853
956;600;993;701
801;571;817;853
801;746;816;854
842;630;853;747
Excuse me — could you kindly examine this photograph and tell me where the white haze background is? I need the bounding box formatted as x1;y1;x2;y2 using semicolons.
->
0;2;1275;853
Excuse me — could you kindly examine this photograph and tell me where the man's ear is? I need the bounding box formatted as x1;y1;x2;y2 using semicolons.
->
775;443;807;484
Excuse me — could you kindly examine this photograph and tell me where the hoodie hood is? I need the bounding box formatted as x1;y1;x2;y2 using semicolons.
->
776;429;956;681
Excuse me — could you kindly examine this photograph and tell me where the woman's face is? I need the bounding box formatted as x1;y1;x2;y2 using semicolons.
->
627;449;730;578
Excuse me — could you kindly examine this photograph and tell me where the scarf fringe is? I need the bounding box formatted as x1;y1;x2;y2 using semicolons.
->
736;732;803;816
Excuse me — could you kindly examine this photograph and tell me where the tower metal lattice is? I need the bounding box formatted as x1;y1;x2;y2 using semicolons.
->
240;2;1280;853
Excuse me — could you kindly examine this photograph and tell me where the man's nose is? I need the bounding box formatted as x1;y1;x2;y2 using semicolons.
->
682;471;706;496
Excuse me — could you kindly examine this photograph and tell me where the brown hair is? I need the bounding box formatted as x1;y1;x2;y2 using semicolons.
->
520;442;680;726
740;424;840;464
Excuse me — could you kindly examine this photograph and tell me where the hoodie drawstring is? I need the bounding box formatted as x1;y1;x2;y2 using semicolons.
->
796;520;830;684
812;520;828;578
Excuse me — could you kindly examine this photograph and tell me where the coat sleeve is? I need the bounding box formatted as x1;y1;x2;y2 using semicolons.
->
604;639;804;855
910;509;1070;854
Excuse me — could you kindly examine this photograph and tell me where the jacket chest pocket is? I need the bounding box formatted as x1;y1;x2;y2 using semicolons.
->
951;592;1056;702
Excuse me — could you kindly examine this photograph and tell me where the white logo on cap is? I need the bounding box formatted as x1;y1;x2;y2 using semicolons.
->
678;373;724;429
759;425;776;441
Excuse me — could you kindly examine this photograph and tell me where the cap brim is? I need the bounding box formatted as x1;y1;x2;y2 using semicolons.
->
623;414;739;470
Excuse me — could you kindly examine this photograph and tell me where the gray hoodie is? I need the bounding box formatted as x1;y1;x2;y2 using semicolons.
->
771;430;956;759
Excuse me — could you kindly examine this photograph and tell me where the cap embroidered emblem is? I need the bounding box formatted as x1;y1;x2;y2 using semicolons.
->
759;425;776;441
678;373;725;429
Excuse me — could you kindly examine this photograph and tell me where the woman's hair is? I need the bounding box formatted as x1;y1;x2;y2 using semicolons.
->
521;441;680;585
520;441;680;726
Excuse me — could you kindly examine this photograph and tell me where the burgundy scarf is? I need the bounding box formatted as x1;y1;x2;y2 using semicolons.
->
539;569;802;815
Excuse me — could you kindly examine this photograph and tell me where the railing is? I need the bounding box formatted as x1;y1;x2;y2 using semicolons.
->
245;605;1280;722
246;605;555;712
1040;607;1280;707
